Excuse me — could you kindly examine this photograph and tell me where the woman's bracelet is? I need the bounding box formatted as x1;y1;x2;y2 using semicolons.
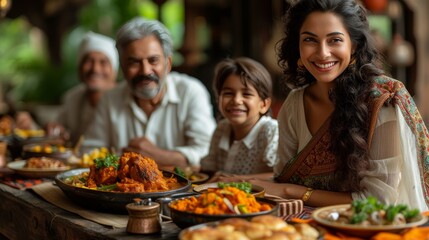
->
301;188;314;202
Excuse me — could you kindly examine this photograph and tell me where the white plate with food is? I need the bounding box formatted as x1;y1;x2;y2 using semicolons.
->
7;159;71;178
312;203;427;238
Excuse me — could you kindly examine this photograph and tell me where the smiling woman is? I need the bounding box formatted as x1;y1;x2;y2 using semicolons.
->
298;11;354;85
259;0;429;211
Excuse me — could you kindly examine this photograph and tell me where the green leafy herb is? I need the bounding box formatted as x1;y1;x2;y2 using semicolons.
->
350;212;368;224
218;182;252;193
404;209;420;219
98;184;117;191
350;196;421;224
174;167;186;178
94;153;119;169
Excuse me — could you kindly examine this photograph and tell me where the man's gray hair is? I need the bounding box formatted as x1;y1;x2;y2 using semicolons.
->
116;17;173;59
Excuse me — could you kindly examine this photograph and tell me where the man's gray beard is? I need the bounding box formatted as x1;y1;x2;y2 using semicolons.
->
133;86;160;99
132;67;168;100
86;85;103;93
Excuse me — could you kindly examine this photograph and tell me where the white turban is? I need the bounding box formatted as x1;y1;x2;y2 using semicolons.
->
78;31;119;72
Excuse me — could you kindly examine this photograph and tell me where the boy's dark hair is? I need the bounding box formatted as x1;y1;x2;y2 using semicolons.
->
213;57;273;103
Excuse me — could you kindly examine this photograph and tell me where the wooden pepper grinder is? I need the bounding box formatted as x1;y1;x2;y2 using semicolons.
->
126;198;161;234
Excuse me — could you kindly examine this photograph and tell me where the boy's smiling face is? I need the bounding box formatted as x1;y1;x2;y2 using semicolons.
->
218;74;270;131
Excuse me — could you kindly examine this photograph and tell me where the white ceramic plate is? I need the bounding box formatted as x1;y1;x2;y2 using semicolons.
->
312;204;428;238
7;160;71;178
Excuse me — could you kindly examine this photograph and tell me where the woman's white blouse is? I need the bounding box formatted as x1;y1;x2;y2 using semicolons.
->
275;87;427;210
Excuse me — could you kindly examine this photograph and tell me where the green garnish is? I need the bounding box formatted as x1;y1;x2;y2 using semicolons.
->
350;212;368;224
350;196;421;224
237;204;249;214
174;167;186;178
94;153;119;169
218;182;252;193
98;184;117;191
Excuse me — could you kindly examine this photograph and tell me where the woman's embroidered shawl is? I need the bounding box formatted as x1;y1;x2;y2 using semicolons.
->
275;76;429;206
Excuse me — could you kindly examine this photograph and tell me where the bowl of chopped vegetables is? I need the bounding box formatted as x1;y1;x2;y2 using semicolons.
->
312;196;427;238
168;184;279;228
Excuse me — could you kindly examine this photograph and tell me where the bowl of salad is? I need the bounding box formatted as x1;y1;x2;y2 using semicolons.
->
312;196;427;237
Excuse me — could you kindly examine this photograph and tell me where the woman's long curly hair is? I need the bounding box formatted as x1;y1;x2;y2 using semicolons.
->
277;0;385;191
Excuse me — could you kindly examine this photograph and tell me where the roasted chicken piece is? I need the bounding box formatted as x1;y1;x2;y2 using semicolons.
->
85;152;176;192
87;165;118;187
118;152;168;191
116;178;145;192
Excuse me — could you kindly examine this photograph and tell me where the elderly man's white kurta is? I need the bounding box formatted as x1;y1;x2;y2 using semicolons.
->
84;72;216;166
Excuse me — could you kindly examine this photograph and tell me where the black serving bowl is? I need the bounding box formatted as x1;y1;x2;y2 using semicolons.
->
169;196;279;229
55;168;192;214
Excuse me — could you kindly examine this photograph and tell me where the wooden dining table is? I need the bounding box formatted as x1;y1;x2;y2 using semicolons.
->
2;167;429;240
0;181;183;240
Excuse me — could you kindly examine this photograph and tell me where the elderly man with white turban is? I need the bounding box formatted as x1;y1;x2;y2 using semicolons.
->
46;31;119;145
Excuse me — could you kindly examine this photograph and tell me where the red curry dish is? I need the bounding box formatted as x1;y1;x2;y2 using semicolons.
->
66;152;180;193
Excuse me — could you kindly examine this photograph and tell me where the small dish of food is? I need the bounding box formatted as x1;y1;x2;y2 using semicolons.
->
22;143;73;161
312;196;427;238
7;158;71;178
13;128;46;139
173;167;209;184
169;184;278;228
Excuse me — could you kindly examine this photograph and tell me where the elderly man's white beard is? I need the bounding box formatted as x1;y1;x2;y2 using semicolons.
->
133;77;166;99
86;84;104;93
133;86;160;99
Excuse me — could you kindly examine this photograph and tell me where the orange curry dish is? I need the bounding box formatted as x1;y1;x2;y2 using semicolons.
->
170;186;272;215
85;152;178;192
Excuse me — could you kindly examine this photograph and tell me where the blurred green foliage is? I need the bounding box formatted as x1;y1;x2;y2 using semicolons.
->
0;0;184;106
